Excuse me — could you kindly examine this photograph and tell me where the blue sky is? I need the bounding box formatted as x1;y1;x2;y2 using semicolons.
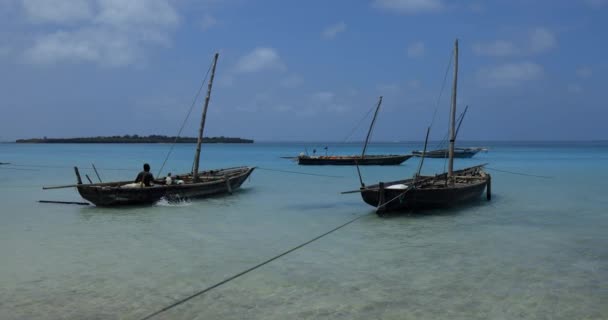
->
0;0;606;141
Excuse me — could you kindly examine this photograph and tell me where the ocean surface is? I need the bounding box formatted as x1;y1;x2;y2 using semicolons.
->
0;142;607;319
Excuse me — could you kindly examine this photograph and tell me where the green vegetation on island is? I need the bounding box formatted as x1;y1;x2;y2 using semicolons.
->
16;135;254;144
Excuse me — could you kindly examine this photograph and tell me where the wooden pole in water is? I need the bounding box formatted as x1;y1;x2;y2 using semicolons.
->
74;167;82;185
448;39;459;179
486;175;492;200
361;96;383;159
193;52;219;182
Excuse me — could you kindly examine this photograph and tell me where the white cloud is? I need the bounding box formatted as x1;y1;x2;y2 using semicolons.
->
25;28;138;66
217;74;234;87
585;0;607;8
576;66;593;78
234;47;285;73
372;0;443;14
377;83;401;94
0;45;11;57
469;3;484;13
567;84;583;94
472;40;517;57
407;41;425;57
200;14;217;31
313;91;335;103
477;62;544;87
473;27;556;57
95;0;179;29
22;0;93;23
22;0;179;66
280;74;304;88
321;22;347;40
274;105;294;112
528;27;556;54
406;79;421;89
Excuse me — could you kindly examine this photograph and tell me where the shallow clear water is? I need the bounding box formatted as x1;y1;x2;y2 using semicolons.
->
0;142;607;319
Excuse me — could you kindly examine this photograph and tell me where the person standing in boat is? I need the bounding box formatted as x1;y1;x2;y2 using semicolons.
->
135;163;155;186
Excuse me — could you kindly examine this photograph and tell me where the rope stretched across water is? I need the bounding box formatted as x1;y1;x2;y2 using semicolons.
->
3;163;347;179
139;212;367;320
257;167;346;178
485;167;553;179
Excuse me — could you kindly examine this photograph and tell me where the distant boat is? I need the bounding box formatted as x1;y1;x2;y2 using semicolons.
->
298;154;411;165
296;96;412;166
45;53;255;206
412;147;487;158
348;40;491;214
411;105;488;158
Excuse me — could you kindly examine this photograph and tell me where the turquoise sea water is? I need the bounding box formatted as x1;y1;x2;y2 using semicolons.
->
0;142;607;319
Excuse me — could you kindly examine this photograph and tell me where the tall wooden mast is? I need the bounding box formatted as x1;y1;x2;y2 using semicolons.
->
193;52;219;182
448;40;458;178
361;96;383;159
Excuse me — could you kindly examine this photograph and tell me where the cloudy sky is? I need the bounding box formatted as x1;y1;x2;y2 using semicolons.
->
0;0;606;141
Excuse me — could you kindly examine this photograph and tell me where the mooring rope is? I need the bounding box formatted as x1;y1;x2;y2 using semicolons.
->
3;163;347;179
257;167;346;178
4;164;134;171
485;167;553;179
139;213;367;320
0;166;40;171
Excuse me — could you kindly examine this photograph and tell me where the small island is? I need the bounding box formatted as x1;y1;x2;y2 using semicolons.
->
16;135;254;144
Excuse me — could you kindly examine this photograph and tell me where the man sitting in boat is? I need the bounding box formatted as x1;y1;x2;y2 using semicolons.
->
135;163;155;186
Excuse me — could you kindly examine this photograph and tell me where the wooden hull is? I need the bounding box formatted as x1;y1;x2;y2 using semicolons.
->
359;166;490;213
298;155;412;166
412;148;481;158
77;167;254;207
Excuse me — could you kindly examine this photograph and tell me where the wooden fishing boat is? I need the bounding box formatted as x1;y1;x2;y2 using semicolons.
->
346;40;491;214
359;165;489;211
45;53;255;207
298;154;412;165
411;147;485;158
296;96;412;166
76;167;254;206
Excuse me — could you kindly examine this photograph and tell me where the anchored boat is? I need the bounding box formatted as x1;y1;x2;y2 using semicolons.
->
412;147;486;158
74;167;254;207
347;40;491;214
45;53;254;207
296;96;412;166
411;106;487;158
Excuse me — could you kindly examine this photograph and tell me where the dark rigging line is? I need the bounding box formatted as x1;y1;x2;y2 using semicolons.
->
341;103;377;144
156;60;214;177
